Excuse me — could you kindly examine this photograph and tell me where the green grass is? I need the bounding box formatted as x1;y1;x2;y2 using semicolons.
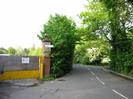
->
43;75;55;81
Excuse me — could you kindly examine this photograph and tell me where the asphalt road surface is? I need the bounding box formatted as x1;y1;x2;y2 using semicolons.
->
1;64;133;99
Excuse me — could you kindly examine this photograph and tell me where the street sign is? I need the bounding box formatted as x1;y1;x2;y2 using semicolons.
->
45;45;54;48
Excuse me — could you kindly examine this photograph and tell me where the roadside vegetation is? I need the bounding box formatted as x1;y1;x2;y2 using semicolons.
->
38;14;79;77
75;0;133;77
0;46;42;56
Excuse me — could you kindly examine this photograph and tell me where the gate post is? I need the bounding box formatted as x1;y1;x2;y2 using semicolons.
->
39;56;44;79
39;33;53;79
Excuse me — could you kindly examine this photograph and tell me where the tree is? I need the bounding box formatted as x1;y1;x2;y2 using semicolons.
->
77;0;110;65
0;47;7;54
7;47;16;55
100;0;133;73
80;0;133;75
74;37;110;65
38;14;78;77
15;47;25;56
23;48;30;56
80;1;110;41
28;47;42;56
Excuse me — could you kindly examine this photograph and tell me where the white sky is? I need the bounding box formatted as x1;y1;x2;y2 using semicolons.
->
0;0;87;48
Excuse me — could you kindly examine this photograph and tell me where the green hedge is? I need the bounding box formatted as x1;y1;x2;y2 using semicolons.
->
38;14;78;77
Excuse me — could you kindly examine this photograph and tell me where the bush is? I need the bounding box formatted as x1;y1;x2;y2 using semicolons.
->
110;46;133;76
38;14;78;77
74;44;110;66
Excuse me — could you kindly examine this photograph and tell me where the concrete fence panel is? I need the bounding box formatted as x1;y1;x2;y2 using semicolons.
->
0;56;39;71
0;56;40;80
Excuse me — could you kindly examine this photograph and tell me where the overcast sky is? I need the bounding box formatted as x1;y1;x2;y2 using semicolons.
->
0;0;87;48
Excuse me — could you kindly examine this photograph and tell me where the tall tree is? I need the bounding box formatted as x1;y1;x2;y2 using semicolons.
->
80;1;110;41
100;0;133;72
78;0;110;65
80;0;133;74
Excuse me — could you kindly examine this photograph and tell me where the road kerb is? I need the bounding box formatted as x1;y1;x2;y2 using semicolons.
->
103;67;133;81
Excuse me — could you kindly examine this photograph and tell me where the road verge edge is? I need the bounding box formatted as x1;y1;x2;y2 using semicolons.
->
103;67;133;81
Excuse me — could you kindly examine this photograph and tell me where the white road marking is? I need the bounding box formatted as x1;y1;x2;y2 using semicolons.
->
88;68;105;85
88;68;90;71
102;68;108;72
90;71;95;76
90;78;94;80
96;76;105;85
112;89;129;99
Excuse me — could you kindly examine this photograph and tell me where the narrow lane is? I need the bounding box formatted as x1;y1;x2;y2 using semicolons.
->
8;64;133;99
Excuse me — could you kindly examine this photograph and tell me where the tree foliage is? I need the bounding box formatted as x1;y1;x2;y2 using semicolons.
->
38;14;78;77
100;0;133;74
15;47;26;56
74;0;110;65
74;37;110;65
80;0;133;76
0;47;7;54
7;47;16;55
80;1;110;41
0;47;42;56
28;47;42;56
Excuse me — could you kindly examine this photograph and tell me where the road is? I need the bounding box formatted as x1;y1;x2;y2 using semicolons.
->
1;64;133;99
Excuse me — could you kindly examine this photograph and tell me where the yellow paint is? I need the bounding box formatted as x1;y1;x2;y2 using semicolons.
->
39;56;45;79
0;70;39;80
40;64;43;79
0;56;45;80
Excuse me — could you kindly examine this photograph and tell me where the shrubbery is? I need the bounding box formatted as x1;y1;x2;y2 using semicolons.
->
74;39;110;66
38;14;78;77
